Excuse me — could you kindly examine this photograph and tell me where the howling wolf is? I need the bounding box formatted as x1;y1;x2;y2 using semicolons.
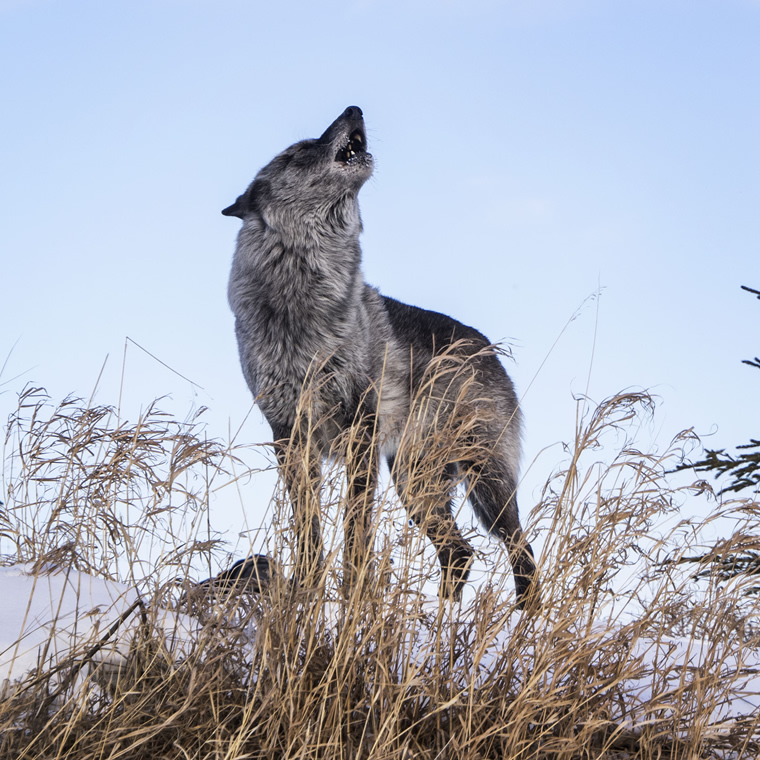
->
223;106;537;606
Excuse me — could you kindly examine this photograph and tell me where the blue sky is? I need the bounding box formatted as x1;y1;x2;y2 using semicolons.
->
1;0;758;561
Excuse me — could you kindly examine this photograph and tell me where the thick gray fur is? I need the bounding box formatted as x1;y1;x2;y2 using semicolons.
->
224;107;537;605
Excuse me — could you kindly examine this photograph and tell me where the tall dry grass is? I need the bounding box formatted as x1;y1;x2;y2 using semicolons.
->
1;384;759;759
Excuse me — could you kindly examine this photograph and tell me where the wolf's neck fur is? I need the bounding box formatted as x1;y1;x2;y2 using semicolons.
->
229;195;367;360
262;197;362;307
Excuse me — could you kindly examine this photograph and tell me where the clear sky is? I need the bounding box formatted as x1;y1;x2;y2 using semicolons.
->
1;0;758;562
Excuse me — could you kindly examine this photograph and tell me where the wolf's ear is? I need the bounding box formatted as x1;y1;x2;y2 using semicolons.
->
222;194;247;218
222;180;268;218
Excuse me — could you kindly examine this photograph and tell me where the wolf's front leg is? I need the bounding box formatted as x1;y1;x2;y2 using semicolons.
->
343;413;379;595
273;430;325;588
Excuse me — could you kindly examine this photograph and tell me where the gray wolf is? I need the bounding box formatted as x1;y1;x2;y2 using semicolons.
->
223;106;537;607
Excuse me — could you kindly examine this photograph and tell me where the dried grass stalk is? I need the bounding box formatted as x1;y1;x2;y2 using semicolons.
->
1;385;758;759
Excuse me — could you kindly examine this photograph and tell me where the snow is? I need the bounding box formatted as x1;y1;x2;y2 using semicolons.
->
2;563;759;743
0;564;199;698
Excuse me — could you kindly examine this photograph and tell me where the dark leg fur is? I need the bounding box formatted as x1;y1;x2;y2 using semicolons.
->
343;412;379;592
388;456;474;600
272;425;325;586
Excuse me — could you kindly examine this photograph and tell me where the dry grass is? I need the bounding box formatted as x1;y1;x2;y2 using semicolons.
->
1;384;759;759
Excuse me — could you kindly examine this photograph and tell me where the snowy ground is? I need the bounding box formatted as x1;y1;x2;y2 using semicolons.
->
2;563;759;742
0;564;199;698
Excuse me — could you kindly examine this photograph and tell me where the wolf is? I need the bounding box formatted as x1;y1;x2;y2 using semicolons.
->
223;106;537;607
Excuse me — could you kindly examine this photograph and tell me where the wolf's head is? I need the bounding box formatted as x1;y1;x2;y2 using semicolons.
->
222;106;373;232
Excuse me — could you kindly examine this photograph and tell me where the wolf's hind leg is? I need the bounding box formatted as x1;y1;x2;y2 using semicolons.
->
388;455;474;600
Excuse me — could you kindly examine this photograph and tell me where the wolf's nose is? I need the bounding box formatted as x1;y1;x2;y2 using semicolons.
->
343;106;363;120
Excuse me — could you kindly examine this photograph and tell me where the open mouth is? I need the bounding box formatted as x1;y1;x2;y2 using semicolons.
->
335;128;369;165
